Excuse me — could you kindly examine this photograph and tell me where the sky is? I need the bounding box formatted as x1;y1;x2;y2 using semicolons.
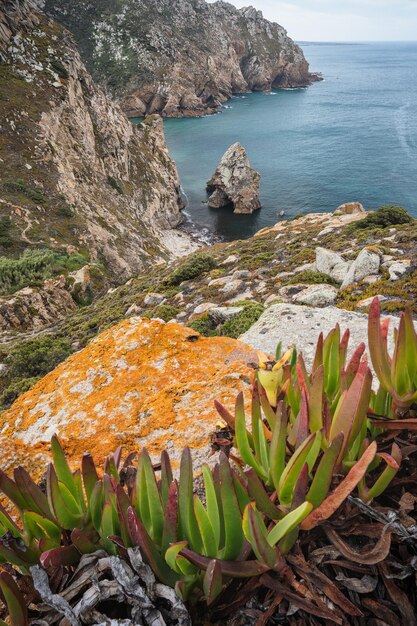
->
208;0;417;41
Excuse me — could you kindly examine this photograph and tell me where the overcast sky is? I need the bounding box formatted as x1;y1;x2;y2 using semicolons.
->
209;1;417;41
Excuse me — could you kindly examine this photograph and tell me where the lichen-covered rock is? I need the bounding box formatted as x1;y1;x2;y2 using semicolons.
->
334;202;366;216
341;248;381;289
43;0;319;118
0;318;256;476
207;144;261;214
292;284;339;307
315;248;350;284
240;303;413;370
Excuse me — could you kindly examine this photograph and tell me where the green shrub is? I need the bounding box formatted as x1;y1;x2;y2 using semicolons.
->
0;376;40;408
167;253;217;285
152;304;180;322
0;249;87;295
107;175;124;194
188;313;218;336
0;216;13;247
219;302;264;338
6;337;72;380
2;179;45;203
286;270;338;286
352;205;412;230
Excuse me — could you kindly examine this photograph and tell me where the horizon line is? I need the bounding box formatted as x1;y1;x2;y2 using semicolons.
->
297;39;417;44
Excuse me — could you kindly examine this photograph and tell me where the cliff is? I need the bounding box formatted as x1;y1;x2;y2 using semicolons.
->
42;0;319;118
0;0;191;284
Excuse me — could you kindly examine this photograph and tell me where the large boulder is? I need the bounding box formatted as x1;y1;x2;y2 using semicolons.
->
315;248;350;284
334;202;366;216
239;303;409;370
206;143;261;214
0;318;256;477
341;248;381;289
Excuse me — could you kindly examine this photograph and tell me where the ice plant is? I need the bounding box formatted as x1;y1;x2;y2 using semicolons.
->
0;571;27;626
368;296;417;415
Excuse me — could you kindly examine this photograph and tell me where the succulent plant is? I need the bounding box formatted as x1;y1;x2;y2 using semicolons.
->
368;296;417;416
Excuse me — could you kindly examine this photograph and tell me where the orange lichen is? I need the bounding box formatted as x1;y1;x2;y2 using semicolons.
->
0;318;256;477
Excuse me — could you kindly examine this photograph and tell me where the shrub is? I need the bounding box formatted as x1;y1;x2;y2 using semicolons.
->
286;270;338;286
352;205;412;230
0;249;87;295
107;175;124;194
6;337;72;380
0;376;40;408
188;312;218;336
151;304;180;322
167;253;217;286
219;302;264;338
0;216;13;247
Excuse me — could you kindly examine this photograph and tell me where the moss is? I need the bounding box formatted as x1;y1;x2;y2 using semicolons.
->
166;253;217;285
219;302;264;339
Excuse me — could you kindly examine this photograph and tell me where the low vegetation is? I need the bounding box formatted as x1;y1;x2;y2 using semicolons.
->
1;298;416;624
349;205;412;230
0;248;87;296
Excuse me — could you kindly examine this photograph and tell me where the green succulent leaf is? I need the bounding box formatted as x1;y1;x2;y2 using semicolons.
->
243;503;279;568
278;433;319;507
203;559;223;605
0;572;28;626
218;453;244;560
267;502;313;547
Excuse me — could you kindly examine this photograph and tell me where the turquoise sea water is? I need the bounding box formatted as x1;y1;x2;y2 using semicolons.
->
139;42;417;241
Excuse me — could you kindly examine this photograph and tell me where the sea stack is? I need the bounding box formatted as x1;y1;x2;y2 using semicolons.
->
206;143;261;214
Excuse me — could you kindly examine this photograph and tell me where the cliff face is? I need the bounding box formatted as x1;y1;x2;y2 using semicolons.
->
42;0;318;118
0;0;188;281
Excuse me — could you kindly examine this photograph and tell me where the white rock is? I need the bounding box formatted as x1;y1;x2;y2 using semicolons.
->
0;364;8;377
239;303;411;372
221;279;244;295
208;306;244;325
125;304;142;317
292;284;339;307
341;249;381;289
357;295;387;310
389;261;410;281
315;247;350;284
193;302;216;315
144;293;165;306
333;201;366;216
221;255;239;265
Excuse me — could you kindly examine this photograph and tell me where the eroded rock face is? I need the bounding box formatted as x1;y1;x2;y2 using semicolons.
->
43;0;319;118
0;276;77;332
0;318;256;476
207;144;261;214
0;1;188;282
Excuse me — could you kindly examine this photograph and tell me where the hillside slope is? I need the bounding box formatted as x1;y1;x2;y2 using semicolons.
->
43;0;319;117
0;0;190;284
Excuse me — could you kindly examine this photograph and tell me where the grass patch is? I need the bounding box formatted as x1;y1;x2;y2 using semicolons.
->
350;206;413;230
219;302;264;339
285;270;338;286
166;253;217;286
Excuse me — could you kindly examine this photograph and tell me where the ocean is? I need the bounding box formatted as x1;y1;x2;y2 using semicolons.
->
136;42;417;241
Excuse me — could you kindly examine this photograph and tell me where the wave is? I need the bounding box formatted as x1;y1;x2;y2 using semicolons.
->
395;101;417;163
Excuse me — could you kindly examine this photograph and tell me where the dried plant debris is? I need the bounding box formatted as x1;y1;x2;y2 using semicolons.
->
29;549;191;626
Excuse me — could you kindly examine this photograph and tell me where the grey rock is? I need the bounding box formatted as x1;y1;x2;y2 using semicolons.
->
125;304;142;317
0;364;8;377
341;249;381;289
207;143;261;214
315;247;350;284
221;279;244;295
239;303;411;371
357;295;387;310
221;255;239;265
292;284;339;307
144;293;166;306
389;261;410;281
193;302;216;315
208;306;244;325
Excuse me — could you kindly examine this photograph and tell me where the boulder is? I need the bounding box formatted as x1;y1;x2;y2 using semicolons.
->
208;306;245;325
315;247;350;284
0;318;256;477
341;248;381;289
239;303;412;371
292;284;339;307
206;143;261;214
144;293;166;306
389;261;411;281
334;202;366;216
